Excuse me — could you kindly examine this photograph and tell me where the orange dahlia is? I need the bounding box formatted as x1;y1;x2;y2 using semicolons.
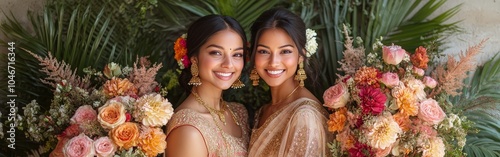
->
393;112;411;131
327;107;347;132
138;126;167;157
392;86;418;117
354;66;381;88
102;77;138;98
410;46;429;69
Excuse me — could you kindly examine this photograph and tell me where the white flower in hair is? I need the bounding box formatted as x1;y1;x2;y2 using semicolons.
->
305;28;318;57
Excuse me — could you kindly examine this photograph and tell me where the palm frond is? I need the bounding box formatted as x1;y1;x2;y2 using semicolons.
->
314;0;461;98
463;110;500;157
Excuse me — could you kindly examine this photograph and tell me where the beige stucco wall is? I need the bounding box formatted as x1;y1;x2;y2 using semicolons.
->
0;0;45;54
1;0;499;63
433;0;500;64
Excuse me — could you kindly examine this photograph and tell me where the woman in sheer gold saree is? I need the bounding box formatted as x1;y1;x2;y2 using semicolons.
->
247;8;331;157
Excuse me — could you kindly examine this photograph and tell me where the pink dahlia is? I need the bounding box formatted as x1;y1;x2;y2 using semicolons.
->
349;142;373;157
359;86;387;115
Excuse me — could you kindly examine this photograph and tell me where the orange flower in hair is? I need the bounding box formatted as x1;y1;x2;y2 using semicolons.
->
174;34;189;69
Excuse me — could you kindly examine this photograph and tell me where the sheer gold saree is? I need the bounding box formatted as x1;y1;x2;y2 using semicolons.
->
249;98;331;157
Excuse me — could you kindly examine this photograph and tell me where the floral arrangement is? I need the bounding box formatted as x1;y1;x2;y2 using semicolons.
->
323;27;481;157
17;51;173;157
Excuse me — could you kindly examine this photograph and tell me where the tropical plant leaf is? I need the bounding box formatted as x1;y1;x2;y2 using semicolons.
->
462;109;500;157
314;0;461;98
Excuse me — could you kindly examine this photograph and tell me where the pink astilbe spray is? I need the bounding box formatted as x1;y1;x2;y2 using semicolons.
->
338;25;366;76
430;39;487;97
25;48;90;90
128;56;163;96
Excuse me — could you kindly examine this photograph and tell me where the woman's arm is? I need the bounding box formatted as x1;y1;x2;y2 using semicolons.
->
165;125;208;157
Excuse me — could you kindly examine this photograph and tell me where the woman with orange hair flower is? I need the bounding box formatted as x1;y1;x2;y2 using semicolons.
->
165;15;249;157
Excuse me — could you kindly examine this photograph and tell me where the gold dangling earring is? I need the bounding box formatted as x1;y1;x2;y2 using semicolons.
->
294;62;307;87
188;62;202;86
250;68;260;86
231;77;245;89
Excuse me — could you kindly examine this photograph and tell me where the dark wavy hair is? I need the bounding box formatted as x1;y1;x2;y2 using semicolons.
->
249;7;319;88
178;15;248;93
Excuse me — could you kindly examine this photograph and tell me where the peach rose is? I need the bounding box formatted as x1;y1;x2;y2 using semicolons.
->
323;82;350;109
94;136;117;157
63;133;95;157
98;100;127;129
422;76;437;89
418;99;446;125
109;122;139;150
70;105;97;125
379;72;400;88
382;44;406;65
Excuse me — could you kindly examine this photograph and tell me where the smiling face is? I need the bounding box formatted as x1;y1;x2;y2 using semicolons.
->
254;28;302;87
191;29;244;90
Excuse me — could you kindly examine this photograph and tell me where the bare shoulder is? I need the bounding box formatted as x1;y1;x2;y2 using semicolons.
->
166;125;207;157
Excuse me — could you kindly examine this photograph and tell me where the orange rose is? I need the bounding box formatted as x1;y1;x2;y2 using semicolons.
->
109;122;139;150
97;100;126;129
138;126;167;157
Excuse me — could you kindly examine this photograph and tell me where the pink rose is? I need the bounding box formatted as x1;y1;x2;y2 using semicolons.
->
70;105;97;125
63;133;95;157
382;44;406;65
94;137;117;157
323;83;350;109
379;72;400;88
418;99;445;125
423;76;437;89
413;67;425;77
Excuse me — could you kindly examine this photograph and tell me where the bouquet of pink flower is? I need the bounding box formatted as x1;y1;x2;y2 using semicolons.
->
17;52;173;157
323;29;479;157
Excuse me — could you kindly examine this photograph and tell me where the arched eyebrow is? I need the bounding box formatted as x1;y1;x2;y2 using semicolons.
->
256;44;294;49
206;44;244;51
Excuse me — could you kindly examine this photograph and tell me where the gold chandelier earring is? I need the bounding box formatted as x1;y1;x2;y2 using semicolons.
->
250;68;260;86
231;77;245;89
294;62;307;87
188;62;202;86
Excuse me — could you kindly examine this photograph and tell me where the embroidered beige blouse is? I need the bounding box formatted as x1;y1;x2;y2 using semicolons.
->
249;98;331;157
166;102;249;157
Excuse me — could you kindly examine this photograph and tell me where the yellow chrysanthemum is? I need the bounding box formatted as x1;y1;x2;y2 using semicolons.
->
327;107;347;133
102;78;137;98
364;112;402;149
138;126;167;157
